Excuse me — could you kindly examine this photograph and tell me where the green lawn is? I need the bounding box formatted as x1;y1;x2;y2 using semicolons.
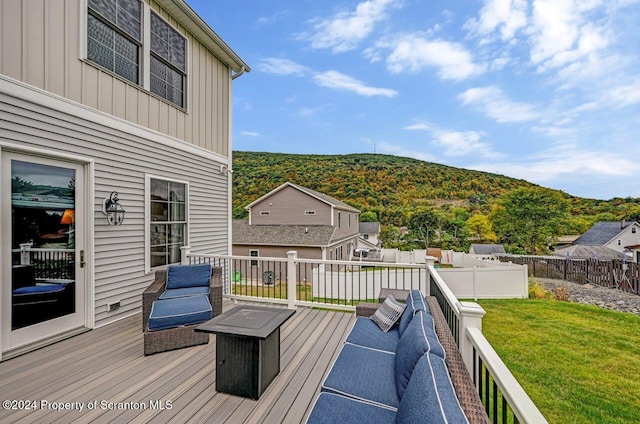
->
478;299;640;424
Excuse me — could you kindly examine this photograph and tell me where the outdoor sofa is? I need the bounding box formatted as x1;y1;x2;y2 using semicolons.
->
306;289;489;424
142;264;223;355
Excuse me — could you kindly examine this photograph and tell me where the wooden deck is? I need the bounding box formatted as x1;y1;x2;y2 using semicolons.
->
0;300;354;424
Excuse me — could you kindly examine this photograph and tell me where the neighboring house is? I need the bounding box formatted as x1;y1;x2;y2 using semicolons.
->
572;221;640;256
552;245;624;261
469;244;506;256
233;182;361;274
359;222;381;247
0;0;248;360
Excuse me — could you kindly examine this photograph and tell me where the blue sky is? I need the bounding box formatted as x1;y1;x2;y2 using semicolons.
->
187;0;640;200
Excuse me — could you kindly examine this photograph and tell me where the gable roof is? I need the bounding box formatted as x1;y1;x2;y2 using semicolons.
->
470;244;506;255
245;182;360;213
232;220;337;247
553;245;627;261
359;222;380;234
574;221;638;246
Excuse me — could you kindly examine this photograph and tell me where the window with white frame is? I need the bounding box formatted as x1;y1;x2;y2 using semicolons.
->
149;177;187;268
260;211;270;216
87;0;141;84
250;249;259;266
633;227;637;234
305;210;316;215
150;12;186;107
86;1;187;108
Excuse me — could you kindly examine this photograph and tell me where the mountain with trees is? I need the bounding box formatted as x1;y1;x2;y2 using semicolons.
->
232;151;640;254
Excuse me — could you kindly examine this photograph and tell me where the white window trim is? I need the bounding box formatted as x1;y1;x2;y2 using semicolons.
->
250;249;259;266
305;210;316;215
144;174;190;273
260;211;270;216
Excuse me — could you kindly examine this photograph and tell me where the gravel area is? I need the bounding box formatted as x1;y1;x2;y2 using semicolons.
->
534;277;640;316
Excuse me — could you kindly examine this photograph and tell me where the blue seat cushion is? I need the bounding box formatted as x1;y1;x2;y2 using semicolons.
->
147;295;212;331
345;317;400;353
306;392;397;424
322;343;399;409
398;289;429;335
396;354;468;424
159;286;210;300
395;311;446;399
166;264;211;289
13;284;66;295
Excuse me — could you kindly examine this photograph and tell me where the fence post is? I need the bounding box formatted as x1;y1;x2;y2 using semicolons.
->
180;246;191;265
425;256;437;296
457;301;486;373
19;242;33;265
287;251;298;310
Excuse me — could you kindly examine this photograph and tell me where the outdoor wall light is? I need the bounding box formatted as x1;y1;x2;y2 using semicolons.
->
102;192;125;226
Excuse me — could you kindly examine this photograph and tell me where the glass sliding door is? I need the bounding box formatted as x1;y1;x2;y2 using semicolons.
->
2;153;86;351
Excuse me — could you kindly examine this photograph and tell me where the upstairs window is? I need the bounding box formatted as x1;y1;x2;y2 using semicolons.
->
305;210;316;215
87;0;141;84
150;12;186;108
633;227;637;234
260;211;270;216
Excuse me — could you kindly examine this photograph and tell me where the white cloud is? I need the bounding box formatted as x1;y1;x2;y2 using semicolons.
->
240;131;261;137
459;86;540;123
257;58;310;76
464;0;528;41
404;122;501;158
371;34;483;81
313;71;398;97
303;0;399;53
603;79;640;108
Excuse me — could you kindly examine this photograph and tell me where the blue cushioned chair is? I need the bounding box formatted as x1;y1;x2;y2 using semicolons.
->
142;264;223;355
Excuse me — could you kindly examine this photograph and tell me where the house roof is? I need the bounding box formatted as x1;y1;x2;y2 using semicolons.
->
245;182;360;213
552;245;627;261
157;0;250;74
232;220;336;247
359;222;380;234
573;221;637;246
470;244;506;255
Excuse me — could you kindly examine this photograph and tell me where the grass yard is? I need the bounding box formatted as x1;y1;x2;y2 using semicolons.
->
478;298;640;424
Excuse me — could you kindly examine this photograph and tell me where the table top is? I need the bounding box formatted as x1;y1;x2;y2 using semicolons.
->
195;305;295;339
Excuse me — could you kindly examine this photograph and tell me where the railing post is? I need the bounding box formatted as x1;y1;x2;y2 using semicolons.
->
424;256;437;296
287;251;298;310
180;246;191;265
19;242;33;265
457;301;486;373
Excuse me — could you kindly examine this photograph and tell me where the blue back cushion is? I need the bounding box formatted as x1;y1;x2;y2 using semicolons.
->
166;264;211;289
396;354;468;424
395;311;445;399
398;290;428;335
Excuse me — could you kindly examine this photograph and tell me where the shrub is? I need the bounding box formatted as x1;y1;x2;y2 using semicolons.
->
529;279;550;299
552;286;569;302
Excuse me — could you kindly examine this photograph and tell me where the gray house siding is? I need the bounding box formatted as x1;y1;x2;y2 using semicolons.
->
0;84;229;328
251;185;332;226
332;209;360;241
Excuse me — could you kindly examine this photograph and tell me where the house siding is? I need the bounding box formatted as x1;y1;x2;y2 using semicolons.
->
605;224;640;253
251;186;332;226
332;208;359;240
0;0;231;156
0;87;229;328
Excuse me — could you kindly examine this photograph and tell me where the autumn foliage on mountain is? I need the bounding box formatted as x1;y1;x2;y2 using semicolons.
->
232;151;640;254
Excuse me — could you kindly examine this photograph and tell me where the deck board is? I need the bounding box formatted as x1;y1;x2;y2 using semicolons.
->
0;300;353;424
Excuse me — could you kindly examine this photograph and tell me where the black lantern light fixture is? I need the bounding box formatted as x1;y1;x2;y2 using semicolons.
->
102;191;125;225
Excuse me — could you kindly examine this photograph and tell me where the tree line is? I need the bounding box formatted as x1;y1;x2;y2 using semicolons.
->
232;151;640;254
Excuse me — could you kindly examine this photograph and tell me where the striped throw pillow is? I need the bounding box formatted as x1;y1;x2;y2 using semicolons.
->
371;295;407;333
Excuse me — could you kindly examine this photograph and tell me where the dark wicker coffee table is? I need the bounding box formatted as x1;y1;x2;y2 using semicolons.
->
195;305;295;399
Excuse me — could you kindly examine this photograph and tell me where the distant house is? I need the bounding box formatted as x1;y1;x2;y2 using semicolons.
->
554;220;640;261
359;222;381;247
232;182;361;265
573;221;640;254
469;244;506;256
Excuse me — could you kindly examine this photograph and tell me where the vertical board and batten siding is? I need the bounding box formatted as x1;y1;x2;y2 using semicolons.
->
251;186;333;226
0;91;229;327
332;209;360;240
0;0;230;156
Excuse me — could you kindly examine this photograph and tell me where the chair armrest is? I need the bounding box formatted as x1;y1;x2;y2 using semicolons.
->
355;302;379;317
209;266;223;317
142;270;167;331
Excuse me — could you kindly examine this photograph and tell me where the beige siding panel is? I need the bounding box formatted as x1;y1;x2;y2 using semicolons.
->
252;186;332;226
0;0;232;156
0;92;229;327
1;1;23;80
46;0;66;97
